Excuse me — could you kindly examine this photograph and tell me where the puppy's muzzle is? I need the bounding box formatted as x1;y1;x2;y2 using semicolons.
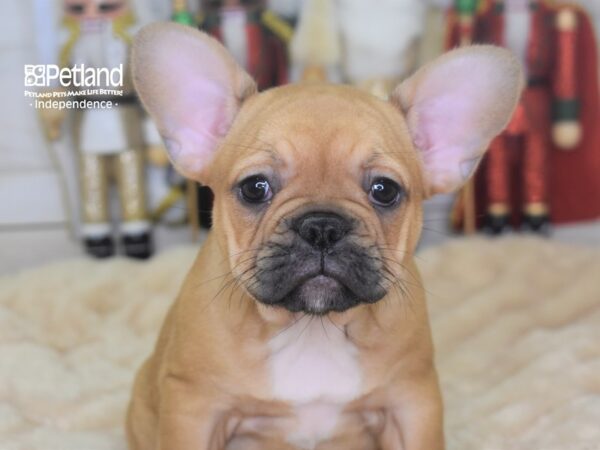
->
246;210;387;315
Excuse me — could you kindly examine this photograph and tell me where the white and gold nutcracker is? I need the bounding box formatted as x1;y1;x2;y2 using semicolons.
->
41;0;160;258
289;0;430;97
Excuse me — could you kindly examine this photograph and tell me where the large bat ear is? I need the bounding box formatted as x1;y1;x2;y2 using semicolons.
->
132;23;257;182
391;45;524;197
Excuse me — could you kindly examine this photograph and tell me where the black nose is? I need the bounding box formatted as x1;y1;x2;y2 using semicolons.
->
294;212;351;250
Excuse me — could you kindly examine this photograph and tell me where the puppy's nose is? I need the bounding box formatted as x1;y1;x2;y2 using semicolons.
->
294;212;351;250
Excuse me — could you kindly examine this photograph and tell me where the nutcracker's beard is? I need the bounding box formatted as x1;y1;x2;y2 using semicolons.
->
81;19;108;33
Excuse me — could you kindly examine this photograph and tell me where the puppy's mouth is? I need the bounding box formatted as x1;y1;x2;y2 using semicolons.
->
244;240;387;315
282;273;360;315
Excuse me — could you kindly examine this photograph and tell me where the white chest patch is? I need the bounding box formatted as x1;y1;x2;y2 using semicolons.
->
268;316;362;449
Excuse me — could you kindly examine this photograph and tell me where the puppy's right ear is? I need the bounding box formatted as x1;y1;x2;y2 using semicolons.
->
391;46;523;197
132;23;257;182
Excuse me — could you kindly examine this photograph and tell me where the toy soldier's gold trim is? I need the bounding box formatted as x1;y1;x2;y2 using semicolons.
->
79;148;147;223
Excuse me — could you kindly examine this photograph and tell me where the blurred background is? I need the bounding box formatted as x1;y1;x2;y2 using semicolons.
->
1;0;599;273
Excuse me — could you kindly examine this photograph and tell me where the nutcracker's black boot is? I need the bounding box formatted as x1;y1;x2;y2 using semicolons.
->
84;235;115;258
522;213;550;235
484;213;510;235
122;232;154;259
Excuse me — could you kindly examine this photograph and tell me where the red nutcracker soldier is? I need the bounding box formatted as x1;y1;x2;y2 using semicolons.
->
194;0;291;227
448;0;600;233
199;0;290;90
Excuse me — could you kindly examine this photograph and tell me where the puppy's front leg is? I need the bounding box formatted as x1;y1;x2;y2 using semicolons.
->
380;371;444;450
158;410;227;450
157;377;229;450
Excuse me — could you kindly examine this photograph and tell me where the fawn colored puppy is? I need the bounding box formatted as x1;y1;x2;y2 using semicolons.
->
127;23;523;450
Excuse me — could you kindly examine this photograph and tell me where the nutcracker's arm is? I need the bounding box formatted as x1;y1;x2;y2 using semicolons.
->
37;15;78;142
552;7;582;150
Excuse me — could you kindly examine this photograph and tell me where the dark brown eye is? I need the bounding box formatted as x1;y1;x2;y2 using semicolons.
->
67;3;85;14
369;178;403;207
98;2;123;13
239;175;272;204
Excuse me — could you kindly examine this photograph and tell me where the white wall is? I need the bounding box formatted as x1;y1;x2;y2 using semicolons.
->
0;0;68;227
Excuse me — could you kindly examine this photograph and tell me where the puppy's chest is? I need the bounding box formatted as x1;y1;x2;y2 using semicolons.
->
266;317;363;448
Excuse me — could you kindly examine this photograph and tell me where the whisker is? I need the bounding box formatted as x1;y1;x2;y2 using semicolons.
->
269;313;308;345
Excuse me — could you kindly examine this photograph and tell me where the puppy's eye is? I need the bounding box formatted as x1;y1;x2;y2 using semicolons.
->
239;175;273;204
66;3;85;14
369;178;403;207
98;2;124;13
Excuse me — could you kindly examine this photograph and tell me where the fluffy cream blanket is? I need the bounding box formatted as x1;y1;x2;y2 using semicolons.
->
1;237;598;450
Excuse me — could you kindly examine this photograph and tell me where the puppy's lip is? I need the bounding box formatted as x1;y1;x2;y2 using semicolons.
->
287;274;356;315
272;272;339;301
303;274;340;288
290;271;345;294
252;271;346;306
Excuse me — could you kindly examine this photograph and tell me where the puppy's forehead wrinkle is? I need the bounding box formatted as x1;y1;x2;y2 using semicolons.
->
244;84;399;135
221;134;276;158
260;148;283;163
228;149;284;183
220;86;420;190
250;96;415;178
363;151;414;186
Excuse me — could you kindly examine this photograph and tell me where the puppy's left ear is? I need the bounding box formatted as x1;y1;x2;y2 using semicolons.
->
132;23;257;182
391;45;523;196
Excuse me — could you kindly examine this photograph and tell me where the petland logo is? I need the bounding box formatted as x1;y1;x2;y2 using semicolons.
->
24;64;123;87
24;64;125;110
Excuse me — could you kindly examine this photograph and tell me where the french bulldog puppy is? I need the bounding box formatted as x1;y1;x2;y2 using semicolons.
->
127;23;523;450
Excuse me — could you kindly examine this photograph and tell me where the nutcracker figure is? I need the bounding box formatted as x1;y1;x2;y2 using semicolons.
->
448;0;600;233
193;0;291;228
42;0;161;257
199;0;290;90
290;0;429;97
